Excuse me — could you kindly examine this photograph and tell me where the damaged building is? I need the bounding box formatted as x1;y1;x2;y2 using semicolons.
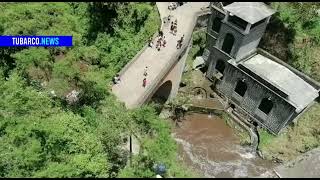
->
203;2;320;134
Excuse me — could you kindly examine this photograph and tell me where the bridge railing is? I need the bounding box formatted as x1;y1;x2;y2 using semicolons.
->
133;8;212;108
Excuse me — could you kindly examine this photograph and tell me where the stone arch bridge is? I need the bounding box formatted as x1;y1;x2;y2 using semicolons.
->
112;2;211;109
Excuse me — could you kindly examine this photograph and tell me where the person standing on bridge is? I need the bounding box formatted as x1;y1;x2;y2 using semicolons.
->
173;26;177;36
159;30;163;38
144;66;148;77
179;34;184;49
170;21;174;34
148;38;154;48
162;36;167;47
176;34;184;49
113;74;121;84
156;37;162;51
171;19;177;36
173;27;177;36
180;34;185;43
143;77;147;88
168;15;172;24
176;39;181;49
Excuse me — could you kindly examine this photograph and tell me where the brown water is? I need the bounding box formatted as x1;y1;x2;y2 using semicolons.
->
172;113;277;178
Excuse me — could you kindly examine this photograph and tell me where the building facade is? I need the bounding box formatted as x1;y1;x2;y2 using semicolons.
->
204;2;320;134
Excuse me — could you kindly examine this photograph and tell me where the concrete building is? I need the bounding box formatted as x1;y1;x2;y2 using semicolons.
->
204;2;320;134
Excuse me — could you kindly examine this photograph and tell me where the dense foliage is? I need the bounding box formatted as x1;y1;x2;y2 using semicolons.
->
260;2;320;81
0;2;188;178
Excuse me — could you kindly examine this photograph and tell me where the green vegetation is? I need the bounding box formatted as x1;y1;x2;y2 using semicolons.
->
181;29;207;85
118;106;195;178
0;2;188;178
259;103;320;162
261;2;320;81
258;2;320;162
165;93;192;111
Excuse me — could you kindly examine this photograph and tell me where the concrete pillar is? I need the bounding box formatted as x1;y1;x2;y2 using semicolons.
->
206;60;214;79
224;11;229;22
245;23;252;34
266;16;271;23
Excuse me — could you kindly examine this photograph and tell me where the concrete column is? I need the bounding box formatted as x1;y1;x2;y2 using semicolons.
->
223;11;229;22
245;23;251;34
266;16;271;23
206;59;215;79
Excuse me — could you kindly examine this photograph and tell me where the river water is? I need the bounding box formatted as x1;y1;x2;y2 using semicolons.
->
172;113;277;178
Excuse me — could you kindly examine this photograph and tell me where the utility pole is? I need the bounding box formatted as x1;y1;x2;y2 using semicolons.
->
129;134;132;167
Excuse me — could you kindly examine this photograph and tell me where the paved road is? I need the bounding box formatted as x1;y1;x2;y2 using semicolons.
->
112;2;210;109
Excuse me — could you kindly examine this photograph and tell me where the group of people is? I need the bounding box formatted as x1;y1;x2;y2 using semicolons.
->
170;19;178;36
149;31;167;52
113;66;148;88
156;31;167;51
168;2;185;10
142;66;148;88
113;74;121;84
114;2;189;88
168;2;178;10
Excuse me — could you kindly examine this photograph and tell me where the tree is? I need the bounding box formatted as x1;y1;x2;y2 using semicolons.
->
0;2;183;178
11;47;52;81
0;72;110;177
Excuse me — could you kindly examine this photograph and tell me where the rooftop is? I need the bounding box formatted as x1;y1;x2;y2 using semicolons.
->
240;54;318;112
224;2;276;24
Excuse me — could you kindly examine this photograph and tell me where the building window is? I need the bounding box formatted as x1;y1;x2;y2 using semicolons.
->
215;59;225;74
212;17;223;33
234;79;247;97
222;33;235;55
258;97;273;115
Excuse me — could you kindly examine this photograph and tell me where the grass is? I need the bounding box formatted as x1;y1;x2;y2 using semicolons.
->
258;129;275;149
258;103;320;162
181;30;206;86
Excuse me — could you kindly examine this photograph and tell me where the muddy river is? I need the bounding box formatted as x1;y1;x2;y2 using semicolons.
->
172;113;277;178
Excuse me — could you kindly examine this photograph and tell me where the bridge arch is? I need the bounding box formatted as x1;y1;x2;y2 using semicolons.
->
150;80;173;104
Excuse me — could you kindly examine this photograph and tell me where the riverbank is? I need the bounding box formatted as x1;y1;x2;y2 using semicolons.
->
258;103;320;163
172;112;277;178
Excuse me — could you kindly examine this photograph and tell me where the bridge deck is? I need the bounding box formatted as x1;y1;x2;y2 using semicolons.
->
112;2;210;109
